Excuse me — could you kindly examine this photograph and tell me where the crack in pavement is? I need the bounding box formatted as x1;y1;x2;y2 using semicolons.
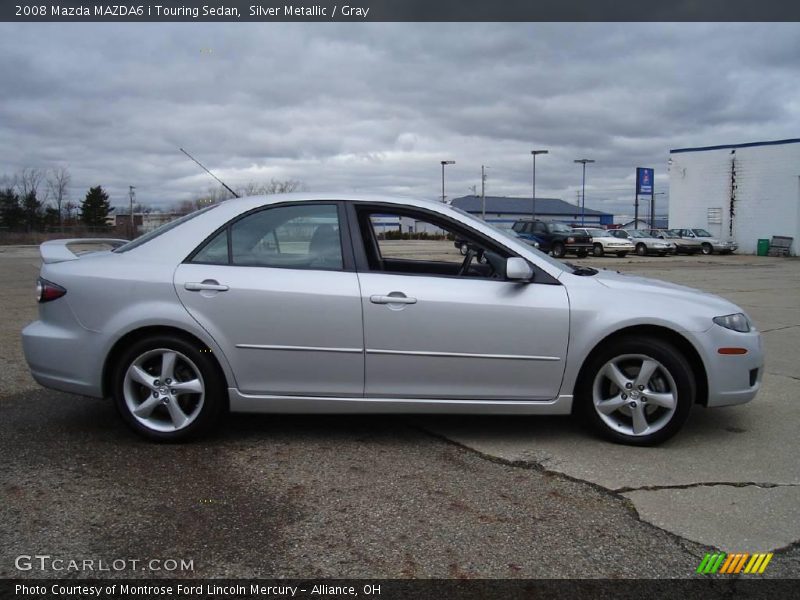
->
616;481;800;494
760;324;800;333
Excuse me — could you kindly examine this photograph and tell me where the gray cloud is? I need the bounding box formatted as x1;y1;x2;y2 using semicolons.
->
1;22;799;218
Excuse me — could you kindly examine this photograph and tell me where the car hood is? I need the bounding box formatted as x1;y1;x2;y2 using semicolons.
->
591;269;740;314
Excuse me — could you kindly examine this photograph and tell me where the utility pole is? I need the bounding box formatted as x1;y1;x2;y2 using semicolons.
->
531;150;548;220
128;185;136;239
481;165;489;220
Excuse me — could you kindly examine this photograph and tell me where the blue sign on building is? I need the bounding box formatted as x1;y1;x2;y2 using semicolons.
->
637;167;654;195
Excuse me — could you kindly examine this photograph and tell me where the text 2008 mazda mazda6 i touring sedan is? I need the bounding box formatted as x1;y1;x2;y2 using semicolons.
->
22;194;764;445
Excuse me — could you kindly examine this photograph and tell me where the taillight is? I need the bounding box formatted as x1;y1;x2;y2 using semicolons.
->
36;278;66;303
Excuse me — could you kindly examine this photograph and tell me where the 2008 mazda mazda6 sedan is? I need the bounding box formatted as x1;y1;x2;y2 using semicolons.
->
22;194;764;445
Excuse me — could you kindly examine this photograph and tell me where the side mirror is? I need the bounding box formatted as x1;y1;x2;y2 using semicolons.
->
506;257;533;281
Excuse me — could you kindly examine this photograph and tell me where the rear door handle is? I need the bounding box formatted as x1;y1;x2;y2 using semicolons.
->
185;280;229;292
370;294;417;305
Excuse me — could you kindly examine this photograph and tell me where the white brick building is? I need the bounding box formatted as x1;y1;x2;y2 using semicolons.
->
668;138;800;255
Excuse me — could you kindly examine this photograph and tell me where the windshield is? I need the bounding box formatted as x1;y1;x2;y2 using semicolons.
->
450;207;571;272
550;223;572;233
693;228;712;237
627;230;648;238
661;229;679;237
114;204;220;253
587;229;605;236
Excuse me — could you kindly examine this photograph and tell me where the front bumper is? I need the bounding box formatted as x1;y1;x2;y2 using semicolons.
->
691;325;764;407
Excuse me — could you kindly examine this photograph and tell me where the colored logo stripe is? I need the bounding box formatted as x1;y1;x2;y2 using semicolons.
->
697;552;773;574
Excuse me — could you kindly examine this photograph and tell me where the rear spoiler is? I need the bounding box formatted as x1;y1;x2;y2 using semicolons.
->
40;238;129;264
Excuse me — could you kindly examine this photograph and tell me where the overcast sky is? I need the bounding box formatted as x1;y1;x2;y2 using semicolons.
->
1;22;799;217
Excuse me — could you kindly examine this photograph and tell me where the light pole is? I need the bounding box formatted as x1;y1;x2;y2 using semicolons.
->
128;185;136;239
574;159;595;225
440;160;455;203
481;165;489;220
531;150;548;220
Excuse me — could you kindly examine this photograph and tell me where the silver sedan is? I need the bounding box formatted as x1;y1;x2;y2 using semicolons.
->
22;194;764;445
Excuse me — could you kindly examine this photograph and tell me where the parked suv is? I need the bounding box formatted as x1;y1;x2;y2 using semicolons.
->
675;228;737;255
573;227;634;257
512;219;592;258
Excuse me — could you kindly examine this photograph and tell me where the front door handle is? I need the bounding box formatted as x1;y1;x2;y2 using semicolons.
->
370;294;417;305
185;280;229;292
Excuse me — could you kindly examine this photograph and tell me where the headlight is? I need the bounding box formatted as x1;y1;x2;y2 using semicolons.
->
566;237;575;243
713;313;751;333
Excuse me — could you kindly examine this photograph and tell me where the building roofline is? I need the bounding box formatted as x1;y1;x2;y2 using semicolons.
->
670;138;800;154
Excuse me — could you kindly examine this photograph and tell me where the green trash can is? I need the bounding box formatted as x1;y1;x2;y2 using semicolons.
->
757;239;770;256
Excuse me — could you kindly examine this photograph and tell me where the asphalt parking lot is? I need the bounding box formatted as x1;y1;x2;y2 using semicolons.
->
1;245;798;579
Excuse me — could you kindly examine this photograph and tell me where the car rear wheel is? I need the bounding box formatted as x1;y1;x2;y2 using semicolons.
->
576;336;694;446
593;244;604;257
551;242;566;258
113;334;227;442
635;243;647;256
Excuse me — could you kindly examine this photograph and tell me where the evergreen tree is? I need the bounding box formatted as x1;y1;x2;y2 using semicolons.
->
80;186;111;227
21;190;43;232
0;187;23;230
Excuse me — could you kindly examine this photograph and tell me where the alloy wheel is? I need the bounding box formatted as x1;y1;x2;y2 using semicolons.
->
592;353;678;437
123;348;205;432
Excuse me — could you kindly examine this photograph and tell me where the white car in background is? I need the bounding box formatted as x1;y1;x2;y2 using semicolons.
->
675;228;738;255
609;229;676;256
573;227;635;257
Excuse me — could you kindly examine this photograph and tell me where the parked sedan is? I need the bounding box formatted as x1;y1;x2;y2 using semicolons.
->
648;229;703;255
675;228;738;255
573;227;634;257
22;194;763;446
609;229;676;256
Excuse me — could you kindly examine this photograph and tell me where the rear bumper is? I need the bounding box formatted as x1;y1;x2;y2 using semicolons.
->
22;319;104;397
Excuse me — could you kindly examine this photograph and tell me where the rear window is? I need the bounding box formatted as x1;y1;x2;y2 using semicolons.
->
114;204;220;253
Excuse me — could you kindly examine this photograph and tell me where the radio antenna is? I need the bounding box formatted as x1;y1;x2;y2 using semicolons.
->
180;147;239;198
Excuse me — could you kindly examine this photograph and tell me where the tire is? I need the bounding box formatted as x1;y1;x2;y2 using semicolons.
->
616;252;628;258
593;244;604;257
112;334;227;442
551;242;566;258
635;243;647;256
701;243;713;255
576;336;695;446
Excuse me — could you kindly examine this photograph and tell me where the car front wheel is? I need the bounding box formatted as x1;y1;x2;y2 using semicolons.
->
593;244;604;257
577;336;694;445
113;334;227;441
551;242;566;258
635;243;647;256
701;243;712;255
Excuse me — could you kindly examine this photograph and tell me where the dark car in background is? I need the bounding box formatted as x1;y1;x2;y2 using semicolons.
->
512;219;592;258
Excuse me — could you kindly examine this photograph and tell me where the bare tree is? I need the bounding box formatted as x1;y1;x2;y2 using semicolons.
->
237;179;303;196
16;167;46;199
47;166;71;230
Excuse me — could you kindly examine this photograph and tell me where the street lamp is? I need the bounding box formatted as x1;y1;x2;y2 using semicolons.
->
531;150;548;220
481;165;489;220
440;160;455;203
574;159;595;226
